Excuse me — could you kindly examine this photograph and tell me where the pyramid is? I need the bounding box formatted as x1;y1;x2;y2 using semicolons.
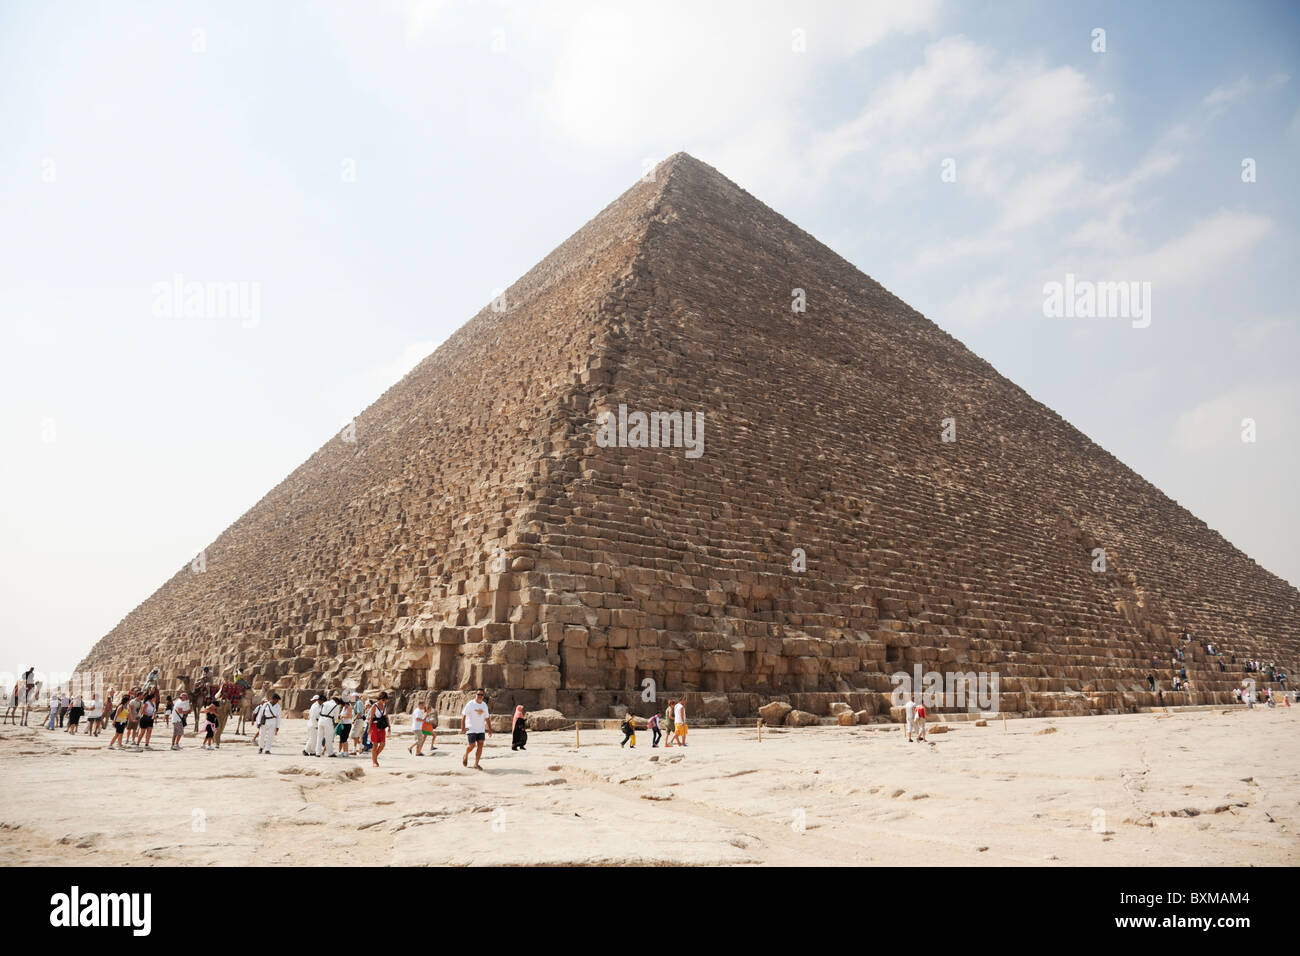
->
79;153;1299;720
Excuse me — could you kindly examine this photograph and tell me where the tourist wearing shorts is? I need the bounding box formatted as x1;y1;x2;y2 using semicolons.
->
336;696;354;756
108;697;131;750
461;689;491;770
673;700;687;746
663;700;675;747
171;692;191;749
368;692;390;766
138;695;157;749
408;699;429;756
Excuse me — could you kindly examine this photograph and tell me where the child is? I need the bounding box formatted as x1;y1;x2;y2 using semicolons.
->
647;711;662;748
620;712;636;748
202;701;219;749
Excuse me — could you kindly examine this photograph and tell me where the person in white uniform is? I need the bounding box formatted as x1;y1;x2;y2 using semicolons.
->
256;694;282;753
303;694;322;756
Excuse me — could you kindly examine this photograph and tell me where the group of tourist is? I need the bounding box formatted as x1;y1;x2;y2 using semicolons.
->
619;699;689;748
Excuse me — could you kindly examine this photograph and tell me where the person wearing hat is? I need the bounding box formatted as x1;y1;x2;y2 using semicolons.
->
255;693;282;753
303;693;323;756
170;691;191;750
316;692;341;757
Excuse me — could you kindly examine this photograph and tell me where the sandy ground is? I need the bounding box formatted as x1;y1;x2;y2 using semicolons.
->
0;707;1295;866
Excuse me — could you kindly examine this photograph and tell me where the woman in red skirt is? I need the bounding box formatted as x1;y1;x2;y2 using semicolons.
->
368;691;390;767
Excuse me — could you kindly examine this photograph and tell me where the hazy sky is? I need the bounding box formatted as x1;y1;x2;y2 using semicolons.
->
2;0;1297;679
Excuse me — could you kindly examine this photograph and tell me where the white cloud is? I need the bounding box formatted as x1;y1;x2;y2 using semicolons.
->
1203;72;1289;112
1113;211;1273;288
1173;381;1300;452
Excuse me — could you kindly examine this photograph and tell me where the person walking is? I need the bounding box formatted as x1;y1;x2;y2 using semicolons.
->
368;692;390;767
647;711;662;748
108;696;131;750
461;689;491;770
672;699;687;746
254;694;282;753
201;701;220;750
57;692;70;728
408;698;429;756
44;692;60;731
353;692;371;753
303;694;322;756
511;705;527;751
663;700;676;747
904;695;917;742
619;711;636;748
914;699;928;742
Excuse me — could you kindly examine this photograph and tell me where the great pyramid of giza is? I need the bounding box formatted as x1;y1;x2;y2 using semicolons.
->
79;153;1298;721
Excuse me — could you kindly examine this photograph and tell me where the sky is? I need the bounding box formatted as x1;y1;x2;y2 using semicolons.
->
1;0;1297;679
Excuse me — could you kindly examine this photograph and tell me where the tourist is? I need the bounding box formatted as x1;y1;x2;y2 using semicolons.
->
422;703;439;753
354;692;370;752
336;695;354;756
461;688;490;770
303;693;322;757
1184;679;1193;698
620;711;636;748
914;698;927;742
126;691;143;746
171;692;191;749
108;695;131;750
408;698;429;756
84;693;101;736
673;699;688;746
65;693;83;734
317;693;340;757
663;700;675;747
202;700;220;749
57;691;70;728
904;695;917;742
44;692;59;730
1147;674;1156;692
254;693;282;754
369;692;390;767
139;693;157;749
511;705;527;751
647;711;662;748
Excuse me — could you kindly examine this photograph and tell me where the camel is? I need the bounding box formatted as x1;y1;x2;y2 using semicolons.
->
210;698;233;747
232;692;256;736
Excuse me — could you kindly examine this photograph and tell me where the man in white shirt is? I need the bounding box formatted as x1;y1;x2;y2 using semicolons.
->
904;696;917;742
673;699;687;746
303;694;322;756
409;700;429;756
461;689;492;770
255;694;282;753
171;692;192;750
316;694;340;757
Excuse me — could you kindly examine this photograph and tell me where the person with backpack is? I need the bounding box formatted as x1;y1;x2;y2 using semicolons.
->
368;692;390;767
255;694;282;754
108;695;131;750
619;711;636;748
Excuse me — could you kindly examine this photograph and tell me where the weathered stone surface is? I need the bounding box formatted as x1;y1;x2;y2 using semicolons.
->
785;709;819;727
757;701;792;725
525;708;568;731
75;153;1300;722
837;712;856;726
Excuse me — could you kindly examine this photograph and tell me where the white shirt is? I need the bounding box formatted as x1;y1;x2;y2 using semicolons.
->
308;700;321;723
674;702;685;724
904;700;917;723
319;699;339;721
461;699;488;734
173;699;192;722
256;701;282;729
411;706;425;731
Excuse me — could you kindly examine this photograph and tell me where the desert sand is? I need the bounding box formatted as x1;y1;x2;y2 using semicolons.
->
1;707;1295;866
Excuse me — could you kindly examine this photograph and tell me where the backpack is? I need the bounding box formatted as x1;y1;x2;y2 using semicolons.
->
372;705;388;730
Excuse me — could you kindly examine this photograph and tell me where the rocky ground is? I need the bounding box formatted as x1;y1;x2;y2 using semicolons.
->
1;707;1294;866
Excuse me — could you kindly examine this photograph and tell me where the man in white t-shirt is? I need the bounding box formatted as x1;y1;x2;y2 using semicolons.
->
171;692;192;750
409;700;429;756
461;689;491;770
904;696;917;742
